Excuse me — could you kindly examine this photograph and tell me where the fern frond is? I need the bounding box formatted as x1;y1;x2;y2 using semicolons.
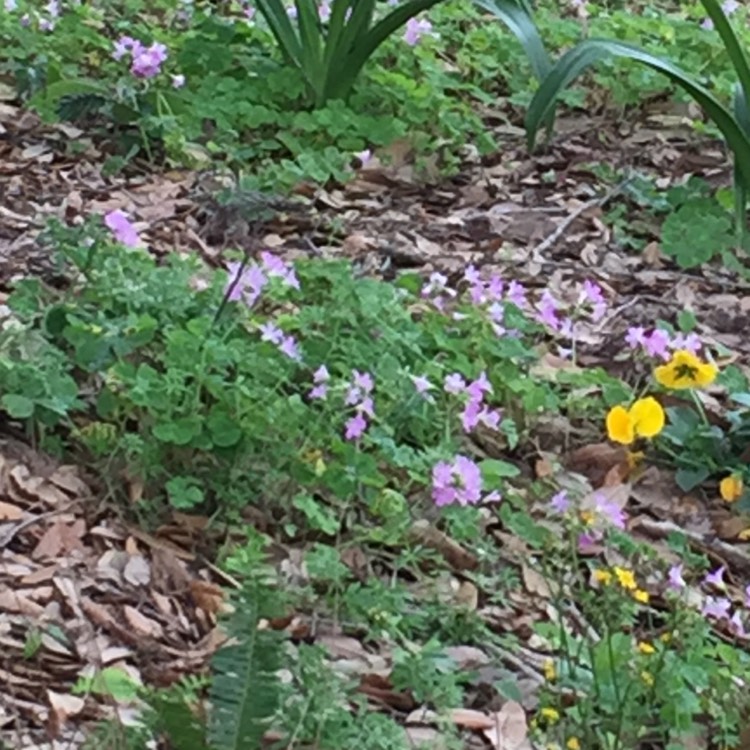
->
57;92;108;122
207;585;283;750
149;690;210;750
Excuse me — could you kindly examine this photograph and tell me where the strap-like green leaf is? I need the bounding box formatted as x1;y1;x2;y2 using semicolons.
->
325;0;445;101
702;0;750;108
474;0;552;81
525;39;750;189
295;0;326;103
254;0;304;65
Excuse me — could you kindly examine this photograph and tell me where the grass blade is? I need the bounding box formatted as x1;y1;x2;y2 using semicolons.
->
702;0;750;106
525;39;750;189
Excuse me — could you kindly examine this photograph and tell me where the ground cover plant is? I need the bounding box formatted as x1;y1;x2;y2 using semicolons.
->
5;0;750;749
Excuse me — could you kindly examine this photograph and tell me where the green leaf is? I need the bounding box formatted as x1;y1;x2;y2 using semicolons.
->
675;466;710;492
1;394;35;419
525;39;750;191
292;493;340;535
166;476;205;510
660;199;733;268
480;458;521;479
153;416;203;445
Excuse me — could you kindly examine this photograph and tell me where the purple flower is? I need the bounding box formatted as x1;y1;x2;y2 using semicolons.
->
131;42;168;79
404;16;433;45
444;373;466;395
355;148;372;166
259;321;284;345
731;611;747;637
225;262;267;307
671;332;701;354
744;584;750;607
104;210;140;246
486;275;504;301
318;0;331;20
536;291;561;331
464;265;481;285
466;371;492;400
625;326;646;349
313;365;330;383
461;399;482;432
4;0;17;10
722;0;739;14
287;4;297;17
279;335;302;361
594;494;627;530
46;0;59;16
345;412;368;441
410;374;432;394
171;73;186;88
667;564;686;591
701;17;714;30
353;371;374;393
479;407;502;430
702;596;731;620
550;490;570;514
113;35;137;60
506;280;527;308
578;530;602;552
431;455;483;507
260;251;300;290
309;384;328;400
644;329;671;360
580;279;605;308
356;397;375;418
704;565;726;589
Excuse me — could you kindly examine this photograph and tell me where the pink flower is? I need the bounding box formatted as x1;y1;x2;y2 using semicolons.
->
644;329;671;360
581;279;605;306
667;564;685;590
671;332;701;354
704;565;726;589
536;291;561;331
464;265;481;285
404;16;433;45
444;373;466;395
550;490;570;514
226;262;267;307
730;611;747;637
701;17;714;30
625;326;646;349
171;74;186;88
506;280;527;308
309;384;328;400
594;494;627;530
486;275;504;301
410;374;432;395
279;335;302;361
355;149;372;166
113;35;136;61
131;42;168;79
345;413;367;441
260;251;300;290
461;399;482;432
259;321;284;345
104;210;140;246
356;397;375;418
431;455;483;507
702;596;731;620
722;0;739;14
466;371;492;400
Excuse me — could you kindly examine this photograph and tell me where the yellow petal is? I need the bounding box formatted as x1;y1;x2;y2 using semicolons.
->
694;362;718;387
606;405;635;445
629;397;665;438
720;475;743;503
654;361;680;389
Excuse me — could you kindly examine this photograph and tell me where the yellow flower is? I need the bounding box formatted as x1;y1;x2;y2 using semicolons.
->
614;566;637;590
633;589;650;604
641;670;654;687
543;659;556;682
566;739;581;750
540;707;560;724
660;632;672;644
720;475;744;503
654;349;718;390
580;510;595;526
637;641;655;655
593;569;612;585
606;397;665;445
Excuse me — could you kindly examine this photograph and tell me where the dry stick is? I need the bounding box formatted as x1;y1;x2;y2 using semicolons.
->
530;177;633;262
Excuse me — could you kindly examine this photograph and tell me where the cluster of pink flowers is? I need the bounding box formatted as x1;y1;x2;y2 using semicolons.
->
113;36;175;81
225;252;300;308
444;371;502;433
258;321;302;362
404;16;434;45
432;454;500;507
625;326;701;360
550;490;627;551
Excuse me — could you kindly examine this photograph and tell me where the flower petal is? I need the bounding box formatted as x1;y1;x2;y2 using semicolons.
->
720;475;743;503
606;405;635;445
630;397;665;438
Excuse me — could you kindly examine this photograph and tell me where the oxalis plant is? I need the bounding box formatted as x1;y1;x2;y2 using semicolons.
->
521;0;750;251
254;0;445;107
